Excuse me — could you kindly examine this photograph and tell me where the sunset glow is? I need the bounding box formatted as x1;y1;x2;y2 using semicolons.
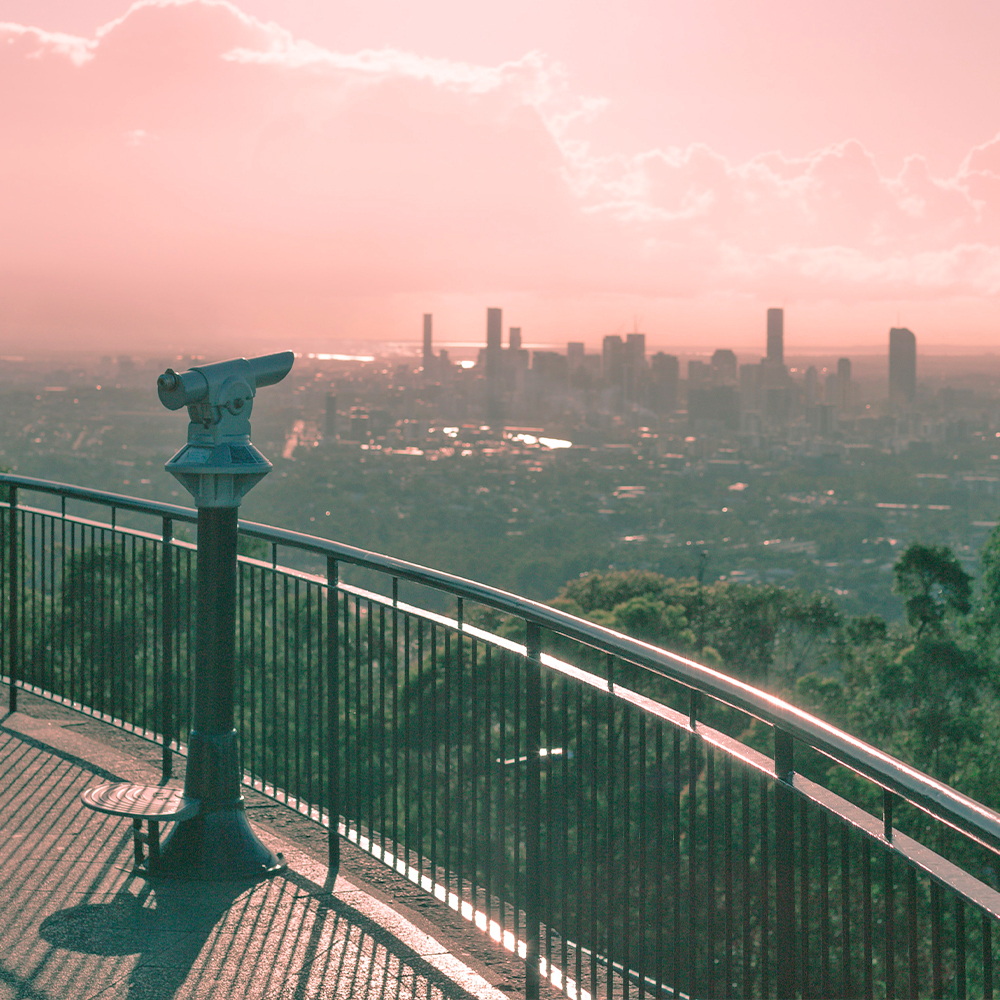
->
3;0;999;352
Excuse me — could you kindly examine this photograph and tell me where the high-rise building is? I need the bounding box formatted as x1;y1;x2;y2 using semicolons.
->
888;328;916;405
625;333;646;369
688;359;710;388
837;357;852;409
422;314;433;369
567;342;585;371
711;349;737;385
650;352;679;413
485;308;503;423
767;308;784;365
602;335;624;383
509;327;522;351
486;308;502;363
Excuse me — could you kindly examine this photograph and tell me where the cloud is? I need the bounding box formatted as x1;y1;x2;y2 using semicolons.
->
0;0;998;348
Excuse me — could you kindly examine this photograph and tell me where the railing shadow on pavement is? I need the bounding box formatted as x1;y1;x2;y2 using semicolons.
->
1;722;510;1000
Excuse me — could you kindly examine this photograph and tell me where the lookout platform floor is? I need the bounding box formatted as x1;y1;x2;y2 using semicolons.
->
0;699;531;1000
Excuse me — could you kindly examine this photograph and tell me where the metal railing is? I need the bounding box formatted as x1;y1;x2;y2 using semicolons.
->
3;471;1000;999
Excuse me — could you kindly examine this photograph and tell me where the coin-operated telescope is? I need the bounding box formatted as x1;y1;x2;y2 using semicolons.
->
157;352;294;507
152;352;293;879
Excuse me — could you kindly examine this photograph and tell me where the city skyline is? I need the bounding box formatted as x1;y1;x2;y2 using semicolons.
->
1;0;999;353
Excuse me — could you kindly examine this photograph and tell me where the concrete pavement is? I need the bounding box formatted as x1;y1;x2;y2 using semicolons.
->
0;710;515;1000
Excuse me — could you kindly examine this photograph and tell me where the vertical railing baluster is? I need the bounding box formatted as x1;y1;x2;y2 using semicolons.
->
607;654;617;1000
545;667;555;986
575;675;585;997
638;710;648;1000
956;898;966;1000
8;484;18;712
741;765;751;999
327;557;340;877
760;772;770;998
367;599;375;847
417;618;426;888
404;611;411;880
842;823;852;999
800;799;810;997
688;715;698;998
499;645;508;951
379;603;387;859
524;621;543;1000
885;846;896;1000
443;628;452;900
983;912;993;1000
724;752;734;1000
430;621;439;892
820;810;831;1000
774;727;796;1000
391;578;399;867
673;727;682;996
622;698;631;1000
707;746;716;1000
907;865;918;1000
161;517;174;779
456;601;465;910
931;880;943;1000
863;837;873;1000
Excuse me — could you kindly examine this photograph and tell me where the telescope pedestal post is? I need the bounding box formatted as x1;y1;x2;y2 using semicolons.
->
151;507;283;879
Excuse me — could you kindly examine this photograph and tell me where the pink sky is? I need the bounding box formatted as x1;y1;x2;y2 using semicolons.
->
2;0;999;354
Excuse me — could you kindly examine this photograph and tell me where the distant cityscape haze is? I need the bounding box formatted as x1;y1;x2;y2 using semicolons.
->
1;0;999;353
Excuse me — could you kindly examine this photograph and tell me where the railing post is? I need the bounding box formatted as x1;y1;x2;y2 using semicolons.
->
7;484;18;714
161;517;174;780
327;555;341;880
524;620;542;1000
774;726;796;998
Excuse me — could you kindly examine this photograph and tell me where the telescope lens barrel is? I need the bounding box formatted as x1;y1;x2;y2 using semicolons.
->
157;351;294;410
247;351;295;389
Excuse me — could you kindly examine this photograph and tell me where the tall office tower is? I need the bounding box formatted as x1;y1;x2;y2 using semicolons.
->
567;342;585;371
804;365;819;404
711;349;738;384
650;352;679;412
837;357;852;408
625;333;646;369
487;308;502;350
485;307;503;423
824;372;839;406
602;335;624;383
509;327;522;351
766;308;784;365
687;359;710;388
422;314;433;369
888;327;917;405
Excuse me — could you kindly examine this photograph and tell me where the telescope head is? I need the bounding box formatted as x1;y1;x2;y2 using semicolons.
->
157;351;294;508
157;352;294;419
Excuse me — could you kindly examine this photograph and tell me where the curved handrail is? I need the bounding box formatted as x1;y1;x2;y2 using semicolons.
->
5;471;1000;856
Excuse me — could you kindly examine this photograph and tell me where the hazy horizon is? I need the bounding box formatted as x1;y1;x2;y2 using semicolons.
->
2;0;999;354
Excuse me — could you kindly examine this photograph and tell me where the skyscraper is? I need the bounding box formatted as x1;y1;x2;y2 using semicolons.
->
485;308;502;382
837;357;852;409
888;328;916;405
711;349;737;384
650;352;679;413
478;307;505;424
509;327;522;351
766;308;784;365
602;335;624;384
422;314;433;369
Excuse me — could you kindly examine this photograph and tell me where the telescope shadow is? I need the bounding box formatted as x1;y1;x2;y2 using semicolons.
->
40;866;490;1000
